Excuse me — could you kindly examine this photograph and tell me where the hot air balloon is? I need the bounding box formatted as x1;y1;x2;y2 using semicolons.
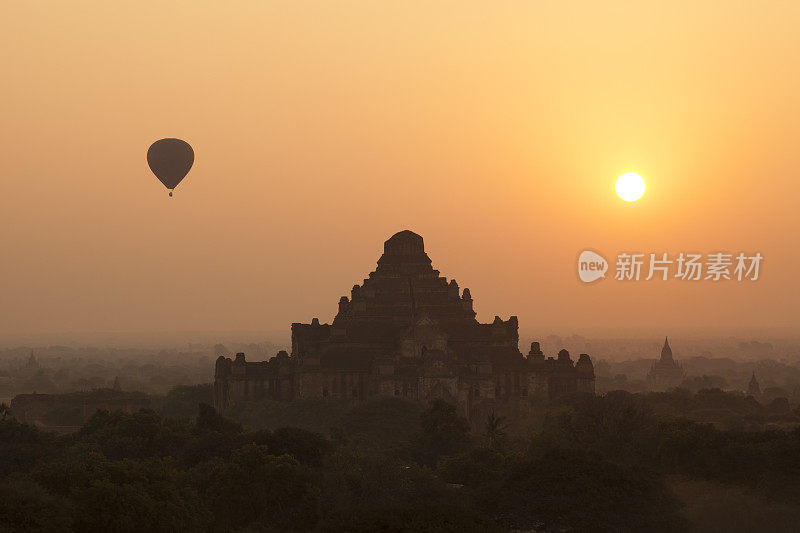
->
147;138;194;197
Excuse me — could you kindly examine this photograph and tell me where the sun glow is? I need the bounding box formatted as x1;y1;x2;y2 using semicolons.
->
615;172;646;202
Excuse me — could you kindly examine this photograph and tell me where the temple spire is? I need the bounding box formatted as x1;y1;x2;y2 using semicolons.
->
26;350;38;369
647;335;683;389
747;372;760;397
660;336;673;362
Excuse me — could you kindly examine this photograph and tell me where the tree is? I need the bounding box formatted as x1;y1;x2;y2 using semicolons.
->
0;418;60;477
316;446;459;521
32;453;211;532
253;426;331;466
161;384;213;420
438;447;509;487
190;444;316;531
194;403;242;435
488;448;687;532
483;410;508;450
536;390;658;464
0;479;73;532
416;399;471;465
78;408;187;461
320;505;503;532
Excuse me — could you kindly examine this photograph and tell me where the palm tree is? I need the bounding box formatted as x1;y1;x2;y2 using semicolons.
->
484;410;508;449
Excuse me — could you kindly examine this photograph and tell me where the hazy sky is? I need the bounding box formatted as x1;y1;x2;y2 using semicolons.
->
1;2;798;342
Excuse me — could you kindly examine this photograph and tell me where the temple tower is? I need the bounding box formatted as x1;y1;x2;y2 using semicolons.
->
647;336;685;390
747;372;761;397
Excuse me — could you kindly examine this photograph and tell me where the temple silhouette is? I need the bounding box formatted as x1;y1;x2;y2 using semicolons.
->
214;230;595;417
647;337;685;390
747;372;761;398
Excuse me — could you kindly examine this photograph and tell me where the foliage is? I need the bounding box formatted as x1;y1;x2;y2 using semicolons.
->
437;447;510;487
195;402;242;435
161;384;213;420
318;447;452;513
2;390;800;531
78;408;190;461
415;399;471;465
670;477;800;533
488;448;687;532
33;453;210;532
537;390;658;464
0;418;61;478
320;505;504;532
190;444;316;531
251;426;331;466
0;479;73;532
224;397;350;433
483;410;509;450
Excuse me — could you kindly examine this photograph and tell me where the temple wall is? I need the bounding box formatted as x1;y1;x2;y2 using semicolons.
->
214;362;595;413
577;376;596;394
419;376;460;402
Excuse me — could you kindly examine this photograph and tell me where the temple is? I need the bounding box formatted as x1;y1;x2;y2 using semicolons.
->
747;372;761;398
214;230;595;418
647;337;685;390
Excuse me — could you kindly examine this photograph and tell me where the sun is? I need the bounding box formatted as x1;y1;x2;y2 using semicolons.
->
615;172;646;202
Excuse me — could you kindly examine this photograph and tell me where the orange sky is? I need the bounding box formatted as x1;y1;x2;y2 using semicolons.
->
1;2;798;341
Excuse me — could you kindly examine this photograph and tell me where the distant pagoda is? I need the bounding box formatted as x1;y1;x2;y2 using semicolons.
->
26;350;38;369
747;372;761;398
647;337;685;390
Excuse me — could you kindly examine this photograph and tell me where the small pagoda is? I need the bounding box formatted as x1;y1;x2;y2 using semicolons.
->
647;337;685;390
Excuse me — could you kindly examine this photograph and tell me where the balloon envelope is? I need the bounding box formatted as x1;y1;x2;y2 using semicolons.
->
147;138;194;190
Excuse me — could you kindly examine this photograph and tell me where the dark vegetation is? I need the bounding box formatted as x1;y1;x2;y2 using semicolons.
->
0;346;217;398
2;388;800;531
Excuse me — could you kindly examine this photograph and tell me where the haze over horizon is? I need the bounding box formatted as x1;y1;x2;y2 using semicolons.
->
2;2;798;339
